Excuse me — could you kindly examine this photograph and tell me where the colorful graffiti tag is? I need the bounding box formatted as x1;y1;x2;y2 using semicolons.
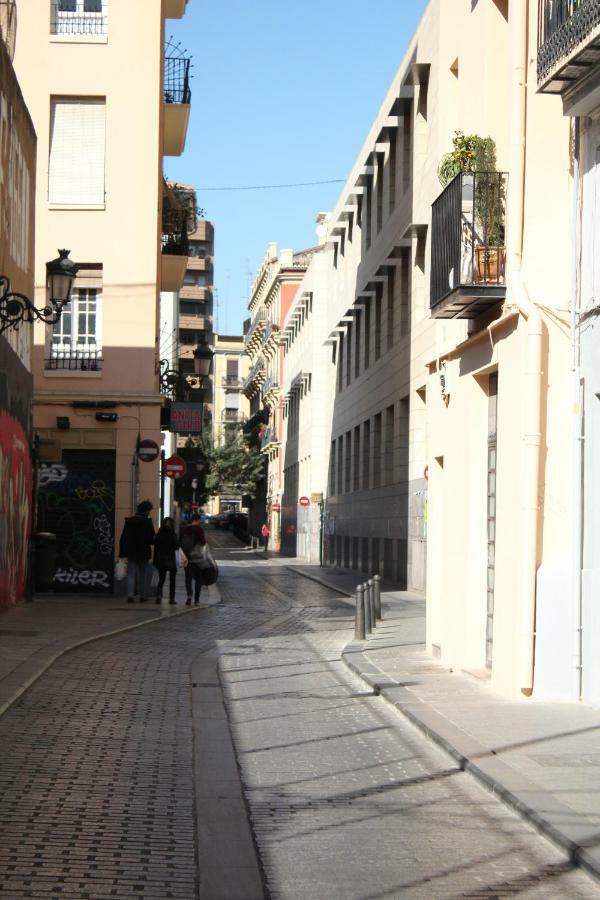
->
0;410;33;607
37;450;115;594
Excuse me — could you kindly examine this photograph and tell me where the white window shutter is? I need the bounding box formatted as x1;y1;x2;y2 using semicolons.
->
49;99;106;205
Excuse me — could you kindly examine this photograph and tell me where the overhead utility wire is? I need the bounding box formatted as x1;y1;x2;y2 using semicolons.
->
195;178;345;192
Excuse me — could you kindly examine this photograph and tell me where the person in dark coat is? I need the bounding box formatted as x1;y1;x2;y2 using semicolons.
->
153;517;179;605
180;513;207;606
118;500;155;602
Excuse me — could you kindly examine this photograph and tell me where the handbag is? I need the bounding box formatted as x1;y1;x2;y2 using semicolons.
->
176;548;188;568
200;558;219;586
115;558;127;581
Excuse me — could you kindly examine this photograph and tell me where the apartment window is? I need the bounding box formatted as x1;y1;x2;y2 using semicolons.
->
374;287;382;360
49;286;102;369
354;310;362;379
353;426;360;491
337;439;344;495
389;127;398;215
226;359;239;378
387;268;395;351
188;241;208;258
344;431;352;493
52;1;106;35
373;413;382;488
385;405;395;485
49;98;106;206
329;440;336;495
376;151;385;233
362;419;371;490
364;304;371;370
179;301;206;316
338;334;344;393
183;272;208;287
225;392;239;410
346;321;353;387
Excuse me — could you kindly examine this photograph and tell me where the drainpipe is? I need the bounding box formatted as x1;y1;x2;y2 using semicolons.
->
570;118;584;700
505;0;543;696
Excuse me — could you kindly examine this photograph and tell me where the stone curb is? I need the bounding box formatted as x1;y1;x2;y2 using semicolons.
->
341;639;600;883
0;583;222;721
283;565;355;599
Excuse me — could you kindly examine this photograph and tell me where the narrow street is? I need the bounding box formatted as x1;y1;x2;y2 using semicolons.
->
0;531;598;899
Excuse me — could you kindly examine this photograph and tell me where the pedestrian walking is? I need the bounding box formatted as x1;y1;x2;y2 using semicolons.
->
118;500;155;603
261;522;270;552
153;517;179;605
180;512;207;606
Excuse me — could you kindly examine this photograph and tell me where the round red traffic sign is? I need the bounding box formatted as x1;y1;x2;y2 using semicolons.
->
271;503;281;512
164;455;186;479
137;439;159;463
298;496;310;507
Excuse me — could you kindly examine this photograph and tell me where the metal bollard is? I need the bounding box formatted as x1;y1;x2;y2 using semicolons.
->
363;582;373;634
367;578;376;629
355;584;366;640
373;574;382;620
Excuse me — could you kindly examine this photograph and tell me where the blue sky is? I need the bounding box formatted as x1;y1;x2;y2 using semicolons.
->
166;0;428;334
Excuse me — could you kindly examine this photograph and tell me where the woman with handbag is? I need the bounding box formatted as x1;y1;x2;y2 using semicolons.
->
153;517;179;605
180;513;207;606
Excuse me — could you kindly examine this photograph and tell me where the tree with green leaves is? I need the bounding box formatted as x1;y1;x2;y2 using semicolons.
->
186;427;265;500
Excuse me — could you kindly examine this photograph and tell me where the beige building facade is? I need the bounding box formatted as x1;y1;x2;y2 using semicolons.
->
14;0;191;593
277;0;579;703
206;333;250;515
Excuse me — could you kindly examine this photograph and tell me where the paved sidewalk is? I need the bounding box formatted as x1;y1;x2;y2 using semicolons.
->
334;588;600;883
0;577;220;719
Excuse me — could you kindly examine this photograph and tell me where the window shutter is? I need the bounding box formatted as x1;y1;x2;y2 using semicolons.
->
226;392;240;410
226;359;238;377
49;99;106;205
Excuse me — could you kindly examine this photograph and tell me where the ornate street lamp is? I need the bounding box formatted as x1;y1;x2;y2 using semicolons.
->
0;249;79;336
193;339;213;378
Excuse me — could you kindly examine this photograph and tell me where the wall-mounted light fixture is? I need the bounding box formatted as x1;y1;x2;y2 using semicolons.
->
0;249;79;336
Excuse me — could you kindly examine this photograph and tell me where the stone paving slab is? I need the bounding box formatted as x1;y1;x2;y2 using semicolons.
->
337;589;600;885
0;578;220;719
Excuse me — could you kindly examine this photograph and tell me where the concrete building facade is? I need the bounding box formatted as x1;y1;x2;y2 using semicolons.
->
276;0;580;704
14;0;191;593
206;333;250;516
536;0;600;706
244;244;313;550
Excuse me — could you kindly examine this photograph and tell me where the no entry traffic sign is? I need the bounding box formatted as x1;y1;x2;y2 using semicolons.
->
137;439;159;463
164;454;186;479
298;496;310;507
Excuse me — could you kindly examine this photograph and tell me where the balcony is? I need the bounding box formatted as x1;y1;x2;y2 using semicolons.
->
430;172;507;320
242;360;266;397
222;375;243;388
538;0;600;108
222;409;245;424
163;49;192;156
50;1;107;37
45;347;103;372
179;285;211;301
164;0;187;18
262;321;280;356
260;425;279;453
244;315;267;353
261;373;280;403
161;184;193;292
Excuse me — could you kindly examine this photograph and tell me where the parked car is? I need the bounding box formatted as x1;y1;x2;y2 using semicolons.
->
214;511;233;530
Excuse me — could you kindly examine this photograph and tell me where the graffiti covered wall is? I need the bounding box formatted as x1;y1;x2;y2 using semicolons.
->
0;31;36;608
37;450;116;593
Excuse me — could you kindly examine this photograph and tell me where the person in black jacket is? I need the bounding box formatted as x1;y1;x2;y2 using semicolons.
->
153;517;179;605
118;500;155;602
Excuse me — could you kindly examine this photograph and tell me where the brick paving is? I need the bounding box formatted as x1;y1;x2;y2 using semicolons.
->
0;536;598;898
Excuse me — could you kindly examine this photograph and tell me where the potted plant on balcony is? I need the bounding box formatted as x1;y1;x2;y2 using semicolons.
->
438;131;506;285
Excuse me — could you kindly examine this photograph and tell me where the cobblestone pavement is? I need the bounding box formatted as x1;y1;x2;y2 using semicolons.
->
0;531;599;898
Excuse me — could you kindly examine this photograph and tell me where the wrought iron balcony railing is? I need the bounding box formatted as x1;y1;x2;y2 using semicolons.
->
222;409;245;423
260;425;278;451
46;347;103;371
430;171;508;319
538;0;600;91
222;375;243;388
164;55;192;104
51;1;107;36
